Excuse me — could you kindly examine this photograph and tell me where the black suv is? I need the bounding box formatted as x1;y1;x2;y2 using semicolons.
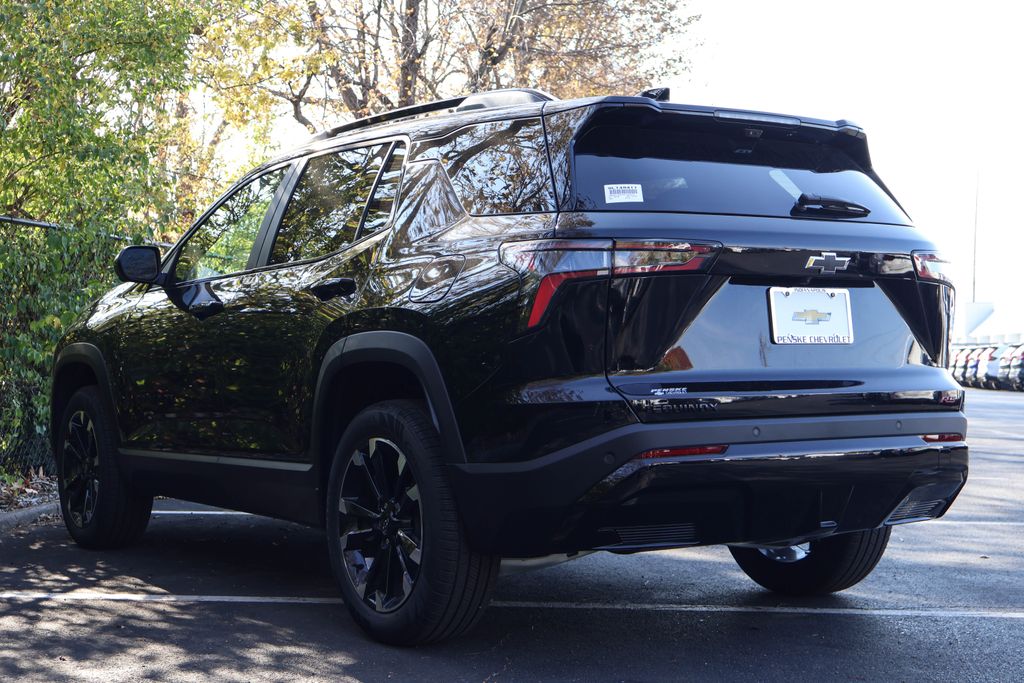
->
52;88;968;644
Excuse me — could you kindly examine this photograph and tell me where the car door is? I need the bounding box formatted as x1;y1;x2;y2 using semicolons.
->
237;139;408;458
117;164;295;457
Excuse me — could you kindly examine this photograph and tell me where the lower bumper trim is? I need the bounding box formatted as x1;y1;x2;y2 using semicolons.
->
451;412;969;557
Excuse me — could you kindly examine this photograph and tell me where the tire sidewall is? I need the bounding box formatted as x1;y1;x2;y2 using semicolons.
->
729;527;891;595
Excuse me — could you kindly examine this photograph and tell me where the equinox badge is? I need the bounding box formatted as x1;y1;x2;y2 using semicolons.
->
805;252;851;274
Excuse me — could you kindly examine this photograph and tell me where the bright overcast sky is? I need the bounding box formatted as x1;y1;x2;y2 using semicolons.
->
670;0;1023;336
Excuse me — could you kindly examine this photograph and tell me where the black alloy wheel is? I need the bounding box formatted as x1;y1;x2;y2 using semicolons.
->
326;400;499;645
337;436;423;613
61;410;101;529
56;386;152;549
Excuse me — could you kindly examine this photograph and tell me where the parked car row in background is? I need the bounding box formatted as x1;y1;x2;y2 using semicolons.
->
951;342;1024;389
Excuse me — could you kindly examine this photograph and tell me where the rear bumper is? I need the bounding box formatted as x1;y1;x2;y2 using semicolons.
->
449;412;968;557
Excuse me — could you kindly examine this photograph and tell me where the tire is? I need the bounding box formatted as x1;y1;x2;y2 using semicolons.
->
56;386;153;549
728;527;891;596
326;400;499;645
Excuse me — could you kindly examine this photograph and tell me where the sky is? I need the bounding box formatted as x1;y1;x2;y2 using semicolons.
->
669;0;1024;338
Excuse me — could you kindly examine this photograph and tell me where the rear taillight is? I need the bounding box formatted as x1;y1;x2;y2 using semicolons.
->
501;238;719;329
612;240;717;276
636;445;728;459
499;239;613;328
912;251;953;285
922;433;964;443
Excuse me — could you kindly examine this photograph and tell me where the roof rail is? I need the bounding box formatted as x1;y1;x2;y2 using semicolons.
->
314;88;556;141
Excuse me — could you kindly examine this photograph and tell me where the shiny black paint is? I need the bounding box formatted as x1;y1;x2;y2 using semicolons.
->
114;246;162;284
449;412;968;556
52;93;967;553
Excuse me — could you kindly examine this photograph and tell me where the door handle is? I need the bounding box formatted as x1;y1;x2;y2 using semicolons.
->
188;299;224;320
309;277;356;301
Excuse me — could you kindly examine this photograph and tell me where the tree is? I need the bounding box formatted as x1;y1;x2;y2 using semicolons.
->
193;0;699;132
0;0;203;465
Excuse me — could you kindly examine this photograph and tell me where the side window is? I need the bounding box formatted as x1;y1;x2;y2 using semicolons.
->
270;144;388;264
175;168;285;282
410;118;556;215
360;143;407;237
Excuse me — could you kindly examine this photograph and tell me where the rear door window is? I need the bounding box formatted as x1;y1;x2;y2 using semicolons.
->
270;143;389;264
360;143;407;237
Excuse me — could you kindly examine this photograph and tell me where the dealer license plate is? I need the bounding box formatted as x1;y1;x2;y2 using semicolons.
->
768;287;853;345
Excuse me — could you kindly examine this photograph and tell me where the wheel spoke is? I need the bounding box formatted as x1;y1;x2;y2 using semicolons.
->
397;529;422;566
379;541;396;608
393;542;416;599
72;424;90;463
399;483;420;513
351;450;384;506
82;480;98;522
340;528;377;552
84;420;98;465
339;497;379;520
362;552;387;602
64;435;86;467
65;476;86;508
392;461;412;500
366;439;394;503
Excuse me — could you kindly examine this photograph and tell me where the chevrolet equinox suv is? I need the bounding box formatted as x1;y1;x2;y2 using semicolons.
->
52;88;968;644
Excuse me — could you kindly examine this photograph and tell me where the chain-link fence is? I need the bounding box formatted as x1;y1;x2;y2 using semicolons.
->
1;434;53;474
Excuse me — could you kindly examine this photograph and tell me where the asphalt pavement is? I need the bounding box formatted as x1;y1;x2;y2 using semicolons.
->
1;389;1021;681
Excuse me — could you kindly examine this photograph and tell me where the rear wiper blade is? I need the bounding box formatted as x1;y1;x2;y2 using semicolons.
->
792;193;870;218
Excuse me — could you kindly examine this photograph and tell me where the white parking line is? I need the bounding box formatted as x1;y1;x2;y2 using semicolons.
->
1;591;1022;620
152;511;251;516
490;601;1024;620
931;520;1024;526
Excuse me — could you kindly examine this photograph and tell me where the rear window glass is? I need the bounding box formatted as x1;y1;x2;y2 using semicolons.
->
573;124;909;224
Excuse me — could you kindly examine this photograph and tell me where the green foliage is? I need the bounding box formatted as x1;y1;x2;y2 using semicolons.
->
0;0;204;465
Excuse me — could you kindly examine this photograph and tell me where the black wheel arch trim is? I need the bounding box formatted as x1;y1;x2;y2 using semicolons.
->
51;343;124;455
311;330;467;464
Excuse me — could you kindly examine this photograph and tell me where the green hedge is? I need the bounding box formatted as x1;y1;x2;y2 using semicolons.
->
0;223;119;472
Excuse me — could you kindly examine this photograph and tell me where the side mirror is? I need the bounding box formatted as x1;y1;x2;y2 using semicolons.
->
114;245;162;284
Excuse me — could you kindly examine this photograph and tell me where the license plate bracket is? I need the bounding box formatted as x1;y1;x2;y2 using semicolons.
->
768;287;853;345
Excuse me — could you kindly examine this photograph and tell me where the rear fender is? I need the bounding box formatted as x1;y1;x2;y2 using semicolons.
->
311;330;466;465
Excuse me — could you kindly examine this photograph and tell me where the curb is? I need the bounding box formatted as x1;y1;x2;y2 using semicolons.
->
0;502;59;533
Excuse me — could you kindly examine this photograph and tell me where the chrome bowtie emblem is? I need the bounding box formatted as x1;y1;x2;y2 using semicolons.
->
805;252;851;274
792;309;832;325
